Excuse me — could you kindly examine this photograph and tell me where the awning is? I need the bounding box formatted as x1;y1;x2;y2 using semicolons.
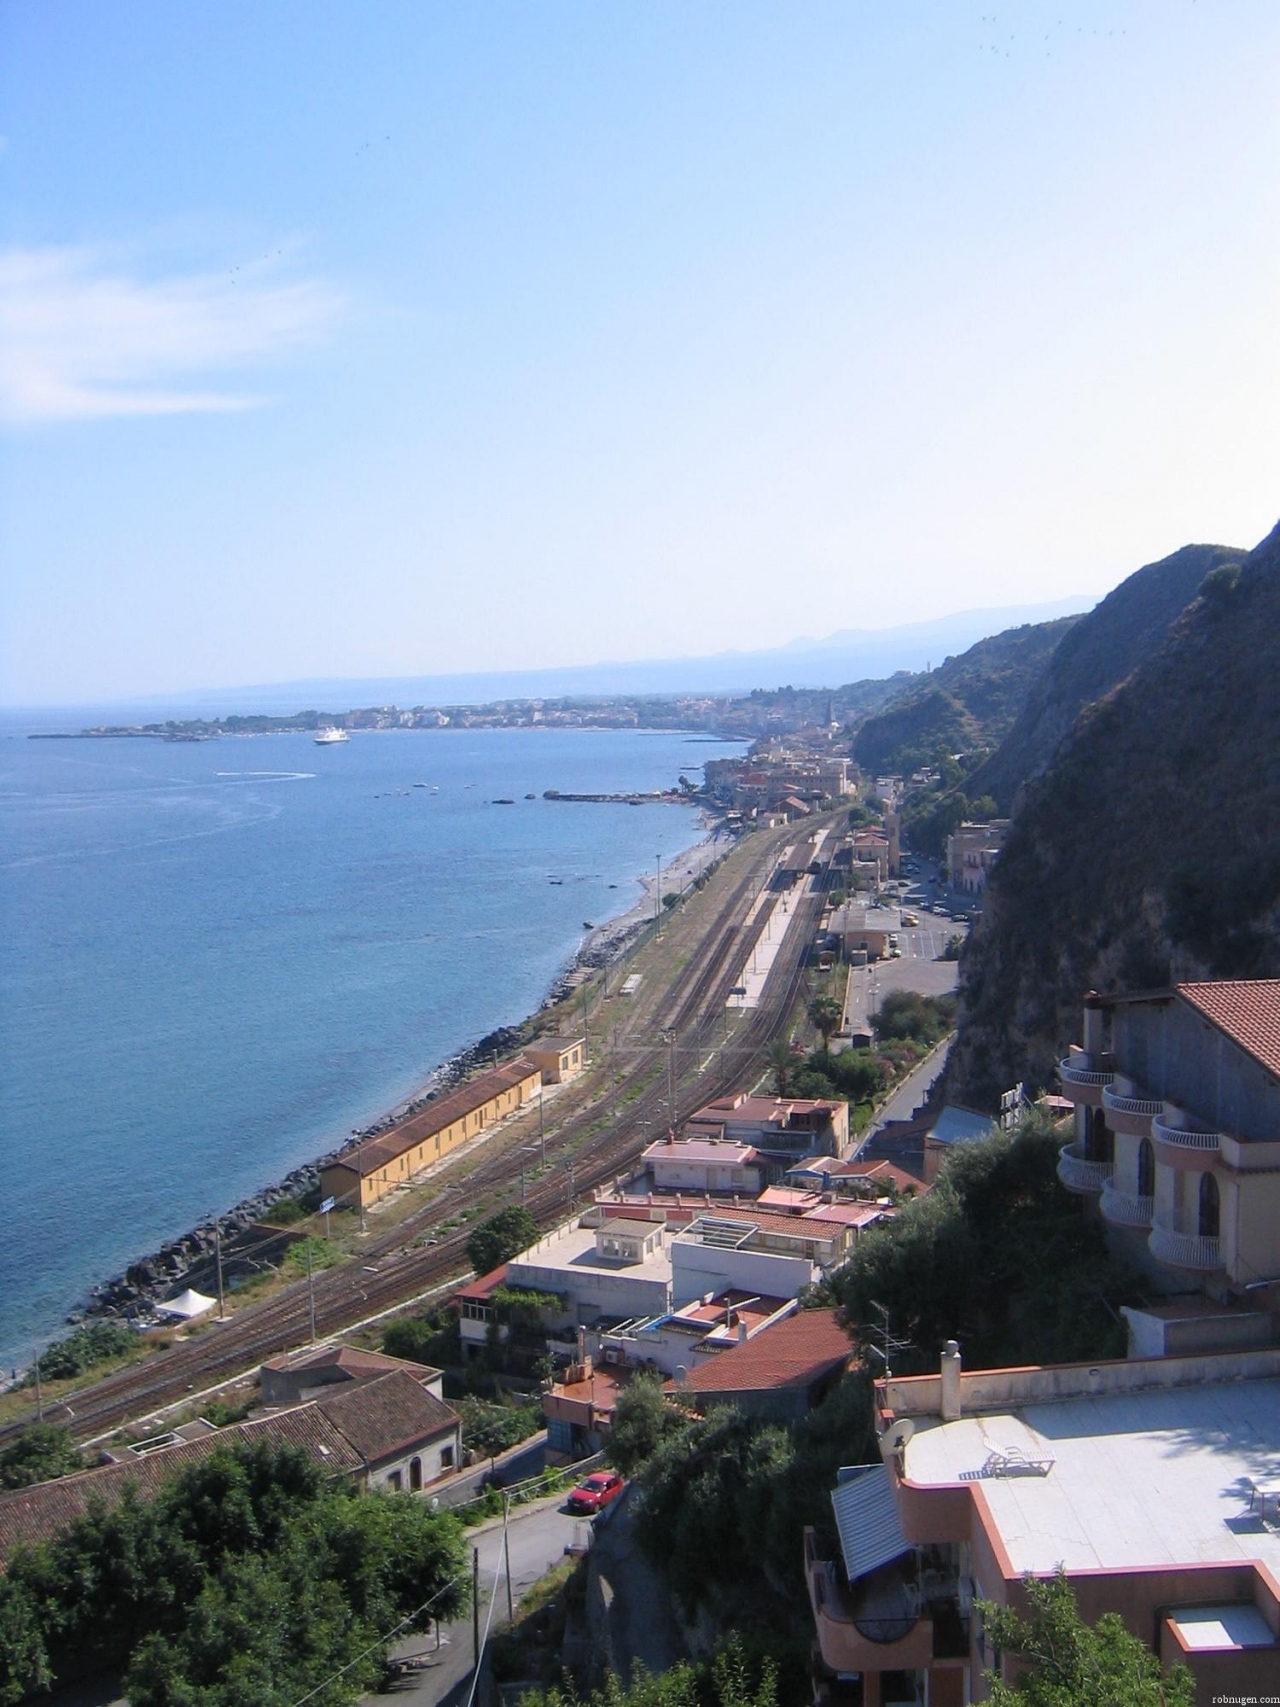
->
831;1464;910;1584
155;1288;216;1320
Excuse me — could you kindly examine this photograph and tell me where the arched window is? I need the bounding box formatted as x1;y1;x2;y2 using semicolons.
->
409;1457;423;1493
1199;1173;1220;1240
1137;1138;1154;1199
1086;1109;1113;1166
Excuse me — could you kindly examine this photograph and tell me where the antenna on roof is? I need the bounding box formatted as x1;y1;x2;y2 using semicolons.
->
859;1300;913;1380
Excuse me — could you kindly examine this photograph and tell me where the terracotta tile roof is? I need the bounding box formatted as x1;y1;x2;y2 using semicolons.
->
317;1370;460;1466
1176;980;1280;1080
671;1308;854;1395
454;1263;509;1304
0;1405;363;1563
261;1345;437;1381
326;1056;541;1175
0;1374;458;1563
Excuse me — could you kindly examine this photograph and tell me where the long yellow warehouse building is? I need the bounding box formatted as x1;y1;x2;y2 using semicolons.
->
320;1056;542;1211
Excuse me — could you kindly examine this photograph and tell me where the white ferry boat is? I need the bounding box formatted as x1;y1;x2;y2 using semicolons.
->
313;727;350;745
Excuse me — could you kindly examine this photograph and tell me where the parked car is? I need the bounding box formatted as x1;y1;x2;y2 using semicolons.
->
566;1470;625;1514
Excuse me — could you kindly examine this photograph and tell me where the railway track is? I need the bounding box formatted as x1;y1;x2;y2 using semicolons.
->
3;823;836;1446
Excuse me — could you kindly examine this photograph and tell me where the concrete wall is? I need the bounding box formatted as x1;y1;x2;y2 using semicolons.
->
370;1428;461;1493
880;1347;1280;1421
670;1239;814;1307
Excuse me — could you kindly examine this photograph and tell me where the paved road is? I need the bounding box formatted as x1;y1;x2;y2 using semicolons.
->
367;1495;590;1706
862;1037;954;1139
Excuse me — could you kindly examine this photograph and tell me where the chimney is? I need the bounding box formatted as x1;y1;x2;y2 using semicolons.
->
940;1340;962;1421
738;1320;748;1343
1082;992;1105;1059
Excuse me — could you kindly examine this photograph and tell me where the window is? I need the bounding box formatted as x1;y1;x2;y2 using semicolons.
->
1137;1138;1154;1199
1199;1173;1220;1240
441;1444;454;1468
1086;1108;1113;1165
410;1457;422;1492
387;1470;402;1492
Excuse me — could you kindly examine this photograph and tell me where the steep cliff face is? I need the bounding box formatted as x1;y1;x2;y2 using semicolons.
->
963;543;1241;812
850;615;1079;776
948;522;1279;1110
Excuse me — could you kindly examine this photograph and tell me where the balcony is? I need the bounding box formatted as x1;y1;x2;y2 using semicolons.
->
1152;1113;1221;1168
1100;1179;1154;1229
1102;1083;1163;1136
1057;1057;1115;1107
1149;1219;1222;1272
805;1533;935;1676
1057;1142;1113;1194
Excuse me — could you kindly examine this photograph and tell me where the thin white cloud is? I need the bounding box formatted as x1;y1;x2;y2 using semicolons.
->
0;245;343;424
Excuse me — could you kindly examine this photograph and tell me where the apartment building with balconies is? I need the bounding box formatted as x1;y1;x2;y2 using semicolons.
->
1055;981;1280;1346
805;1342;1280;1707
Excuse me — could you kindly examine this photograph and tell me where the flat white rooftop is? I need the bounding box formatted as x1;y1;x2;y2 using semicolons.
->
903;1376;1280;1577
506;1224;672;1282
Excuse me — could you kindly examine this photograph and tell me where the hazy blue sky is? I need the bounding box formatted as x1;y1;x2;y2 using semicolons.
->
2;1;1276;704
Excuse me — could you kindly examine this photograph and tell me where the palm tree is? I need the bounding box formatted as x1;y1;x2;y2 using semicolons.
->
766;1038;794;1097
808;995;844;1064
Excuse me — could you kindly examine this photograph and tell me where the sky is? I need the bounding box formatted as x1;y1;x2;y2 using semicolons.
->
1;1;1277;706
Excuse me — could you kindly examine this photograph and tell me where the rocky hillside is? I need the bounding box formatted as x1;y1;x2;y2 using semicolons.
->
948;522;1277;1109
850;616;1080;776
963;542;1242;811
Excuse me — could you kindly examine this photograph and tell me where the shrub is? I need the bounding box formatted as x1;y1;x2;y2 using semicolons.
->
466;1207;538;1277
28;1321;139;1384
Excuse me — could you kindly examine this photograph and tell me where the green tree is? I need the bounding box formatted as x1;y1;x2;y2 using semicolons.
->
466;1206;538;1277
765;1039;795;1098
0;1424;83;1490
837;1116;1137;1370
0;1577;50;1707
519;1638;777;1707
981;1572;1193;1706
383;1308;461;1367
606;1373;689;1476
872;990;955;1047
807;996;844;1063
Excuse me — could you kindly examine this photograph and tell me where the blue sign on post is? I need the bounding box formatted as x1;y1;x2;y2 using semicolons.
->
319;1196;336;1215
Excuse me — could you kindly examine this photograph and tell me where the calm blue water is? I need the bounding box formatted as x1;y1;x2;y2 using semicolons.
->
0;726;744;1368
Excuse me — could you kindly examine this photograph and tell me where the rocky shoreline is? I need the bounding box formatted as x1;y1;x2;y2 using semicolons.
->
73;824;729;1336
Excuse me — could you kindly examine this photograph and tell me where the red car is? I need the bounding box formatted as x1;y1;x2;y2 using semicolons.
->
566;1470;624;1514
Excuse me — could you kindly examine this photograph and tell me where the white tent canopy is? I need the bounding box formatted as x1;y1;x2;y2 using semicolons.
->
155;1288;217;1320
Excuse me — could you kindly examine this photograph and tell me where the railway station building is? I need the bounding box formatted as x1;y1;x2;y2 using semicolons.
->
319;1056;542;1212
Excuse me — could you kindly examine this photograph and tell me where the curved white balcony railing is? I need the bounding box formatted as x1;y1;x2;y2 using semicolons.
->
1058;1057;1116;1088
1102;1084;1164;1118
1100;1180;1154;1228
1152;1114;1220;1153
1057;1143;1113;1194
1149;1220;1222;1272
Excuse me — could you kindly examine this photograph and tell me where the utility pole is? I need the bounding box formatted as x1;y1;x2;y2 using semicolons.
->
472;1546;480;1673
306;1242;317;1345
213;1220;225;1321
33;1359;43;1423
503;1492;514;1622
539;1092;546;1167
655;853;662;933
666;1029;677;1133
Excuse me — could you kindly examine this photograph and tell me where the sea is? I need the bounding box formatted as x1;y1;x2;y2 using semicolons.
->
0;722;746;1371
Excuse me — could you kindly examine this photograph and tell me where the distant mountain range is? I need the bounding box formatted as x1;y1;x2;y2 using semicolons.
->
32;597;1092;721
